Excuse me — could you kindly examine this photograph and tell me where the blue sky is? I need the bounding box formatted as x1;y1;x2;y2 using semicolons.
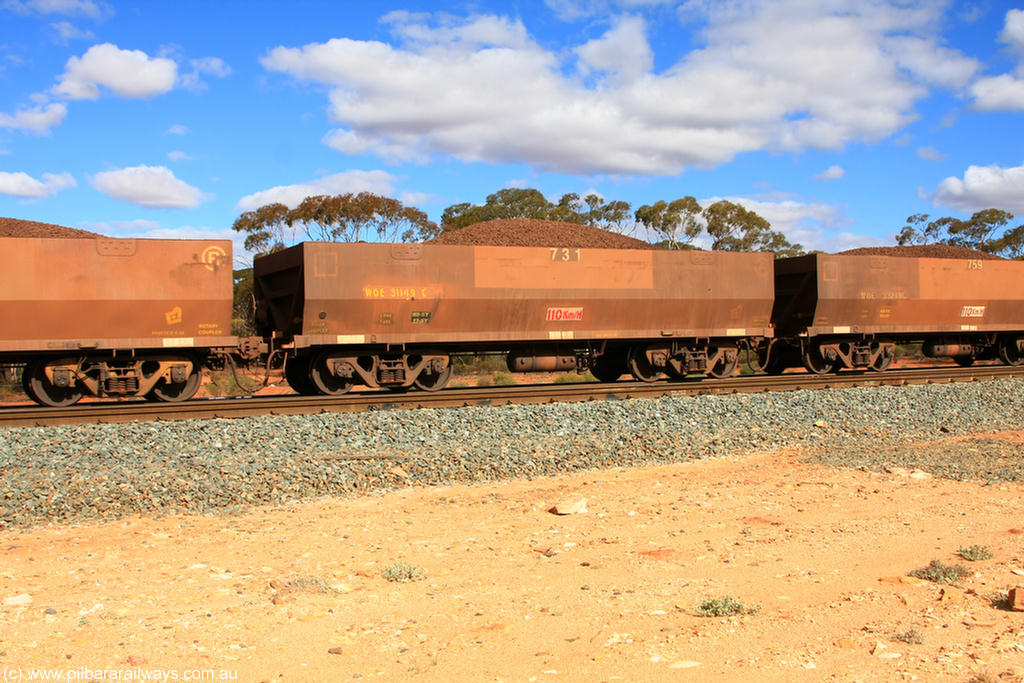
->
2;0;1023;262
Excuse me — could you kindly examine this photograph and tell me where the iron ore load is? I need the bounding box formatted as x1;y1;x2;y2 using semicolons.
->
2;216;1024;408
254;242;775;393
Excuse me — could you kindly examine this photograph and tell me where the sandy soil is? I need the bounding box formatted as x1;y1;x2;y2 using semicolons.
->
2;439;1024;683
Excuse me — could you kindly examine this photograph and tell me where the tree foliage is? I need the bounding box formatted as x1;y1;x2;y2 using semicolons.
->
635;198;803;256
634;196;702;250
440;188;634;233
897;208;1023;259
232;193;438;254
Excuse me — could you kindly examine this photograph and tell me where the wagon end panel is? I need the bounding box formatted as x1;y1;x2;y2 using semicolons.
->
253;244;308;338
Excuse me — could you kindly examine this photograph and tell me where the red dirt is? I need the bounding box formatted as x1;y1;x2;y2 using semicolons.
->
0;217;102;239
840;244;1004;259
428;218;653;249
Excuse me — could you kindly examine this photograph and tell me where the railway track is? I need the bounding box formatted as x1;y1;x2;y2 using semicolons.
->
2;362;1024;428
1;364;1022;428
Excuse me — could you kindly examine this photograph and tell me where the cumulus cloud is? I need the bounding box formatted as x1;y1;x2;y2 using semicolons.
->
92;165;205;208
0;102;67;134
815;165;845;180
916;145;946;161
180;56;231;92
3;0;102;17
576;15;652;81
51;20;93;42
235;170;397;211
544;0;672;22
707;196;870;253
930;162;1024;213
166;124;190;135
1001;9;1024;55
0;170;76;198
971;73;1024;110
167;150;191;161
261;4;968;175
53;43;177;99
969;9;1024;111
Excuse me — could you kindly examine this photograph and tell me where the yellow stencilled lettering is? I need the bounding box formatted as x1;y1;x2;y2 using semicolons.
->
549;247;582;262
967;260;983;271
365;285;432;299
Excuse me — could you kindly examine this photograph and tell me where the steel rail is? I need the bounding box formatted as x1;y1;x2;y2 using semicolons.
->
1;364;1022;428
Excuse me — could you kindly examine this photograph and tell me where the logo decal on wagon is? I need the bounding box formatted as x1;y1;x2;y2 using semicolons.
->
546;307;584;322
960;305;986;318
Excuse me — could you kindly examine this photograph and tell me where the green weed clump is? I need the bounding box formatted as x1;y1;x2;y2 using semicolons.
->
492;372;515;386
382;562;426;583
908;559;972;585
958;545;993;562
695;596;760;618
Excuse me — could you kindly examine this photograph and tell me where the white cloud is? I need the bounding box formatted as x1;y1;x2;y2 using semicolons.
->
92;165;205;208
0;102;67;134
0;170;76;198
544;0;672;22
51;20;93;42
262;4;966;175
971;73;1024;111
710;196;867;253
930;162;1024;213
885;36;980;88
398;191;432;207
815;165;845;180
916;145;946;161
3;0;101;17
235;170;397;211
180;56;231;92
167;150;191;161
576;15;653;81
53;43;177;99
969;9;1024;111
166;123;190;135
1001;9;1024;55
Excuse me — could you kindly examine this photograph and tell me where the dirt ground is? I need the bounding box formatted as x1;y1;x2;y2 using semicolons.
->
2;437;1024;683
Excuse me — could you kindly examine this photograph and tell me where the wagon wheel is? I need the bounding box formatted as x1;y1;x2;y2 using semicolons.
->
590;353;624;383
149;364;202;402
628;347;661;383
801;346;836;375
869;345;894;372
998;338;1024;366
413;358;452;392
309;351;354;396
953;354;975;367
706;348;739;379
23;361;83;407
284;353;318;395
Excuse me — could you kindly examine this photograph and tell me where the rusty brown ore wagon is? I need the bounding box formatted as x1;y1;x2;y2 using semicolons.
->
766;253;1024;373
0;237;236;405
254;242;776;394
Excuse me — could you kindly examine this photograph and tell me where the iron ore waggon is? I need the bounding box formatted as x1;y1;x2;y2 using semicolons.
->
765;253;1024;373
0;236;236;406
6;233;1024;408
253;242;776;394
